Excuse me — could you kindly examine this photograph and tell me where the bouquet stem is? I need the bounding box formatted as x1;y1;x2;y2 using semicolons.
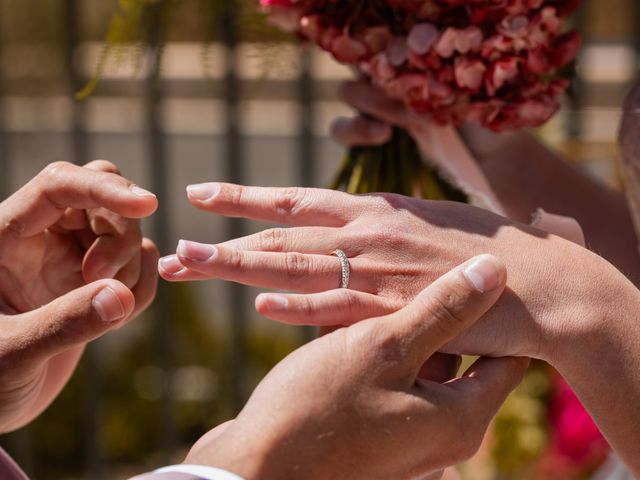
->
331;127;468;202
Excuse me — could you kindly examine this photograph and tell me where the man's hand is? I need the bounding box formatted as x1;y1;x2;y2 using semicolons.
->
185;256;528;480
0;161;159;432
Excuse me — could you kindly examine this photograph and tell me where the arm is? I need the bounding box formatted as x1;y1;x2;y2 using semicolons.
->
459;125;640;285
541;258;640;476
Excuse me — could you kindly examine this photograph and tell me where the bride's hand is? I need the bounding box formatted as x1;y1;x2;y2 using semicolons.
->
331;80;520;162
0;161;159;432
160;183;618;362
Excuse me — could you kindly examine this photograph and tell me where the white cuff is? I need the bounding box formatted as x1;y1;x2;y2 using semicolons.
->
154;464;245;480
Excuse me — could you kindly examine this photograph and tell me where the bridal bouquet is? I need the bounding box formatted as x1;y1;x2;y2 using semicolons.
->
260;0;581;197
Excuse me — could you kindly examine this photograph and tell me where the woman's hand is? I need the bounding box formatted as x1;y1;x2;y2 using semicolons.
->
333;81;640;283
0;161;159;432
160;183;611;362
184;256;528;480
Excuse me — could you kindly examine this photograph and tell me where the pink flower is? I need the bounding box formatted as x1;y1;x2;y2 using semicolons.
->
486;56;520;95
544;374;609;470
434;27;484;58
454;57;486;92
259;0;582;132
407;23;439;55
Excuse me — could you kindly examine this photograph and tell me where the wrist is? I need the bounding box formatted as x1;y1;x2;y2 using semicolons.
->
540;248;638;367
186;429;273;480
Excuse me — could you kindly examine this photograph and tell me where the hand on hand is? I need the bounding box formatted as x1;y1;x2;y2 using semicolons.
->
0;161;159;432
185;256;529;480
160;183;607;361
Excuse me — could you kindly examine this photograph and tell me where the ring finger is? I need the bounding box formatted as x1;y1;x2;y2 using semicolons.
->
162;241;378;294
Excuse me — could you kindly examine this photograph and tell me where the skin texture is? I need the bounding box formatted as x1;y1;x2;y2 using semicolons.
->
0;161;159;432
184;257;528;480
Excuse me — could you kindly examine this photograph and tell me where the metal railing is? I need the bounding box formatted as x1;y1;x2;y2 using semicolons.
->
0;1;637;479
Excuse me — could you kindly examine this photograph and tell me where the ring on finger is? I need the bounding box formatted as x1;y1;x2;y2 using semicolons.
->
331;249;350;289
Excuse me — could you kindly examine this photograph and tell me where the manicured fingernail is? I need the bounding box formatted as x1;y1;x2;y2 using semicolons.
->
131;185;156;198
257;293;289;311
463;255;501;293
178;240;217;262
159;255;185;275
93;287;126;323
187;183;220;201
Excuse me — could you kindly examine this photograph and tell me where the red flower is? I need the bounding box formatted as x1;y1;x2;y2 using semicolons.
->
259;0;583;131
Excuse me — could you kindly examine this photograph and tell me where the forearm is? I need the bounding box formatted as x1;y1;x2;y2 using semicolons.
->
460;126;640;284
547;267;640;475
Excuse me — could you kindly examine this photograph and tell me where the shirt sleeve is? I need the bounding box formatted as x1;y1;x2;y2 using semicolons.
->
130;464;245;480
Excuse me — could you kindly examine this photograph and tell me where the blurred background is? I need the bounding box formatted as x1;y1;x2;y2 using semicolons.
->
0;0;638;478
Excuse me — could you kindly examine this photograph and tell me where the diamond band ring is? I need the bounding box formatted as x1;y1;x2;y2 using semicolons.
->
332;249;350;289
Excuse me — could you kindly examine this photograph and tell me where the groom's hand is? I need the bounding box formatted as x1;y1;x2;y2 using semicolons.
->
185;256;529;480
0;161;159;432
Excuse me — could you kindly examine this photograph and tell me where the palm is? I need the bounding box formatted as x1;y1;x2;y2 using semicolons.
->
0;228;87;314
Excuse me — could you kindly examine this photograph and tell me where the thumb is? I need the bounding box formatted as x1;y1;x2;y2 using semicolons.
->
373;254;507;374
15;280;135;362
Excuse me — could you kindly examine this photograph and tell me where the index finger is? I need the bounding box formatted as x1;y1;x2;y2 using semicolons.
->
366;254;507;375
185;183;364;227
0;162;158;238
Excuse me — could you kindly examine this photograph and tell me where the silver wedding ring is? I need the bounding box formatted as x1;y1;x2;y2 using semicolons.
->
332;249;350;289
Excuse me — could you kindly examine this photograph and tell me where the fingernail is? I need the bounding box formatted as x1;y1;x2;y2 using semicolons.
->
178;240;217;262
159;255;185;275
463;255;501;293
187;183;220;202
131;185;156;198
93;287;126;323
258;294;289;312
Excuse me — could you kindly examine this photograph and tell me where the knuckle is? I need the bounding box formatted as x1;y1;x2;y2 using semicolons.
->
228;185;245;209
86;159;120;175
299;296;315;320
3;216;26;238
42;161;73;179
258;228;287;252
368;192;406;211
284;252;309;282
341;290;361;318
275;187;305;216
225;248;244;271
